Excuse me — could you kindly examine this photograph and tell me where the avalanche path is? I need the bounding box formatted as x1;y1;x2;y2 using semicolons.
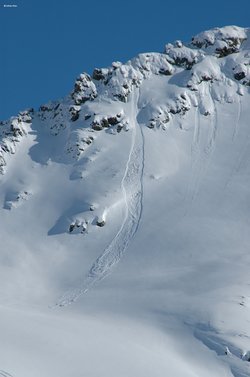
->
55;89;145;307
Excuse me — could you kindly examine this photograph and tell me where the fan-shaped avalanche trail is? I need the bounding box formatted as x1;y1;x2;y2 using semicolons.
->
56;90;145;306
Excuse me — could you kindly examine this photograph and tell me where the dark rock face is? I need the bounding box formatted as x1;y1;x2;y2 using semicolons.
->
215;37;246;57
69;106;81;122
191;38;211;49
0;109;33;174
92;122;104;131
69;220;88;234
234;71;246;81
232;63;249;85
113;93;127;103
116;124;123;133
40;105;53;112
96;219;105;227
148;111;170;129
107;116;119;126
243;80;250;86
191;27;247;59
158;68;172;75
71;73;97;105
65;131;95;160
91;113;125;131
92;68;106;81
173;56;195;70
164;43;200;70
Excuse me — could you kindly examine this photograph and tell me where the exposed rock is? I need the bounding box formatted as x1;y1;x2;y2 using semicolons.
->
203;111;210;116
147;110;170;129
38;101;61;122
69;105;81;122
91;113;126;131
165;43;201;69
99;53;174;103
71;73;97;105
69;219;88;234
92;68;106;81
192;26;247;58
242;351;250;362
4;190;32;210
96;219;105;227
107;116;119;125
234;71;246;81
233;63;248;81
39;104;53;112
116;123;124;133
65;130;95;160
0;110;33;174
158;68;172;75
2;25;249;176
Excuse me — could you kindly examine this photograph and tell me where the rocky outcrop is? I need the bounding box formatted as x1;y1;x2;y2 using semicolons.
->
165;41;201;69
1;26;249;176
69;219;88;234
233;63;250;86
69;105;81;122
71;73;97;105
91;111;128;132
147;110;170;129
65;130;95;160
191;26;247;57
0;109;33;174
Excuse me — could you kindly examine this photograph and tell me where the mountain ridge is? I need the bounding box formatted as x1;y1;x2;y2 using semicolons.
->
1;26;249;175
1;25;250;377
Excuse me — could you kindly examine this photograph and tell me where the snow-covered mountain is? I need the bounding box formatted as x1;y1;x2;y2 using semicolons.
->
1;25;250;377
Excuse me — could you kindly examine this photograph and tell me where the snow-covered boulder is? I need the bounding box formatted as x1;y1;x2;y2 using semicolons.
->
165;42;201;69
71;73;97;105
192;26;247;57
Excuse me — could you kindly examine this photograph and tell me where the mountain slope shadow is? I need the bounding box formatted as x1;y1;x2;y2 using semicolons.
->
194;323;250;377
28;117;71;166
48;200;90;236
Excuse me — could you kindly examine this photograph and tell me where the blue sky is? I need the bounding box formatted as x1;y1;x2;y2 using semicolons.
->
1;0;250;120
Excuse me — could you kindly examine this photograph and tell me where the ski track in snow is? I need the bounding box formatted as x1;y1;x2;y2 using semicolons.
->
191;107;201;157
232;97;242;141
185;86;218;214
0;371;13;377
224;98;250;190
205;87;218;156
224;133;250;191
55;90;145;307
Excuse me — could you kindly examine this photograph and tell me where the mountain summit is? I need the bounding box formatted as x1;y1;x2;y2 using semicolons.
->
1;26;250;377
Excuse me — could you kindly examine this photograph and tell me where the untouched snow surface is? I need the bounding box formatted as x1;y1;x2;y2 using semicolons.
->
1;26;250;377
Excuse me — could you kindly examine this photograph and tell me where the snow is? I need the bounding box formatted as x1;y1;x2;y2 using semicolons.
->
1;25;250;377
192;26;248;49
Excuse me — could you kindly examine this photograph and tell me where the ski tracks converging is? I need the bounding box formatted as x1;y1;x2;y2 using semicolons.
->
55;89;145;307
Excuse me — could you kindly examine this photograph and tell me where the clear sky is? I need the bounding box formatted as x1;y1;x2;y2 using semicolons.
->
1;0;250;120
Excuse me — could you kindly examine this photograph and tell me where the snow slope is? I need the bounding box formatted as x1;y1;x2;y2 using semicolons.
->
1;25;250;376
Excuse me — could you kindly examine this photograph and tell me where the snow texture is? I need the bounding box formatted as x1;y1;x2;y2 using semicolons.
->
1;25;250;377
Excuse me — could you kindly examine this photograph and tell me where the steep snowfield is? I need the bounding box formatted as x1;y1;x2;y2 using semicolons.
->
1;26;250;376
